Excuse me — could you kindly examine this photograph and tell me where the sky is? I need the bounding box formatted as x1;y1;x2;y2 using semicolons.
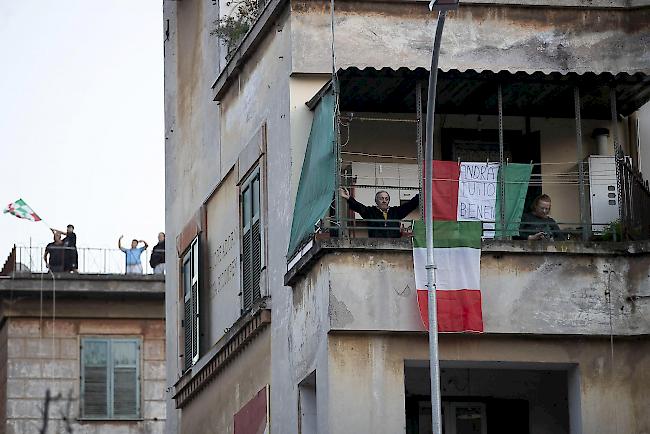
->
0;1;164;265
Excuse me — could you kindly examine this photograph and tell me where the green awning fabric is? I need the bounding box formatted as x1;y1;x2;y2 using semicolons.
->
287;90;336;257
495;163;533;237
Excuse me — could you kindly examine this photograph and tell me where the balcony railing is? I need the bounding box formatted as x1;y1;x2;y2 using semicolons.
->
7;246;153;275
618;158;650;240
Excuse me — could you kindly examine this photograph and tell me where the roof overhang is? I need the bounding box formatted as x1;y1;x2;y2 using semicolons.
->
334;67;650;119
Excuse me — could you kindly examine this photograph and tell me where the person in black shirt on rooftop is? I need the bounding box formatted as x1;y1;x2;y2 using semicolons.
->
340;187;419;238
52;224;78;272
44;231;65;272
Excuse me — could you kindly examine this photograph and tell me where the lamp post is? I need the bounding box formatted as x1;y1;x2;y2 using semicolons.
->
424;1;458;434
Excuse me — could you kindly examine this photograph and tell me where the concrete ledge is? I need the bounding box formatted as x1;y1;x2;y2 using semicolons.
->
284;237;650;286
0;273;165;297
173;304;271;408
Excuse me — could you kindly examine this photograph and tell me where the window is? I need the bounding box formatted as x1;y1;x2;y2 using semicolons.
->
241;169;262;312
182;237;200;371
80;338;140;419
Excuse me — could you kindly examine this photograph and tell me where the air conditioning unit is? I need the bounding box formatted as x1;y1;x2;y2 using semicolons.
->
587;155;619;232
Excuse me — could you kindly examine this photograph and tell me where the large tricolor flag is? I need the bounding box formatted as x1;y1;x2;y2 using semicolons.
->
414;161;532;332
413;220;483;332
3;199;41;222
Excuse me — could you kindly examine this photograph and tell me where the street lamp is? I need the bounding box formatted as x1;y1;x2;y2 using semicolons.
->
423;1;459;434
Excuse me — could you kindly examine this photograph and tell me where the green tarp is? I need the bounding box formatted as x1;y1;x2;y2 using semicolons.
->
495;163;533;237
287;90;336;257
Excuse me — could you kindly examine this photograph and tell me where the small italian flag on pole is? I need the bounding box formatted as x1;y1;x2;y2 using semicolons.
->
3;199;42;222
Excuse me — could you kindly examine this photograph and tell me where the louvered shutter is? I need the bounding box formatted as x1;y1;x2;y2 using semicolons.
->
190;238;200;364
242;172;262;312
112;340;140;418
182;256;193;371
242;230;253;311
81;340;109;418
252;219;261;302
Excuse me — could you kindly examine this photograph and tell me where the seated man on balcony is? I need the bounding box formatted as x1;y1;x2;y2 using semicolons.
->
518;194;566;241
339;187;419;238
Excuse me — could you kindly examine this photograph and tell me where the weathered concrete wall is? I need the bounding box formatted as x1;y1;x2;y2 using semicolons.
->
164;0;221;430
3;317;166;434
639;102;650;177
327;333;650;434
0;320;7;431
290;2;650;75
291;242;650;335
179;327;271;434
289;75;331;202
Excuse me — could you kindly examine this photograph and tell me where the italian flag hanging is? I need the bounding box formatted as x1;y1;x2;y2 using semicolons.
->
3;199;42;222
413;220;483;332
414;160;532;332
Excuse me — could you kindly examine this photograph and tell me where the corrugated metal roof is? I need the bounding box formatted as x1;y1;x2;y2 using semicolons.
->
335;67;650;119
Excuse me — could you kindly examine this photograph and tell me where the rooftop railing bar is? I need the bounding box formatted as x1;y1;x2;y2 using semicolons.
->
12;246;153;275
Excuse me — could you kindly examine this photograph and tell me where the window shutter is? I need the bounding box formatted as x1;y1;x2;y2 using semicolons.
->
242;172;262;313
112;340;139;418
191;238;200;364
182;256;193;371
252;219;261;301
242;230;253;311
82;340;109;418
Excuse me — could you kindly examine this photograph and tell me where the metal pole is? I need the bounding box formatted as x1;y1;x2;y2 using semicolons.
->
610;87;623;239
498;84;505;238
416;81;424;218
424;10;446;434
574;86;589;241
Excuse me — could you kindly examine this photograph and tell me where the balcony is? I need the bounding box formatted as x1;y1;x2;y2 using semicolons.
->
285;67;650;337
288;68;650;263
285;236;650;336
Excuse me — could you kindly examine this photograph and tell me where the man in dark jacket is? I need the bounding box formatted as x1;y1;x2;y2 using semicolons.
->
52;224;78;272
44;232;65;272
150;232;166;274
340;187;419;238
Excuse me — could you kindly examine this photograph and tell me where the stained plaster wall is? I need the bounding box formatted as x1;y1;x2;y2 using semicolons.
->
306;247;650;335
166;0;300;433
290;2;650;75
205;168;241;345
213;8;301;434
164;0;221;431
2;317;166;434
326;333;650;434
179;327;271;434
638;102;650;177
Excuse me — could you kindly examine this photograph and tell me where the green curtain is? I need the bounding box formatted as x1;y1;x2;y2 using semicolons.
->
495;163;533;237
287;90;336;257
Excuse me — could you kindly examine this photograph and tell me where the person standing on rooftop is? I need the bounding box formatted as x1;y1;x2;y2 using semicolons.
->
119;235;148;274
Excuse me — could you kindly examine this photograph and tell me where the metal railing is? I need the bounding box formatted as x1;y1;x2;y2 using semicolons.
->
316;217;622;242
319;157;650;244
12;246;153;275
618;158;650;240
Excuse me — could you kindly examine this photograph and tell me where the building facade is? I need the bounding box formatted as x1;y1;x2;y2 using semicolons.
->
0;272;166;434
164;0;650;433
